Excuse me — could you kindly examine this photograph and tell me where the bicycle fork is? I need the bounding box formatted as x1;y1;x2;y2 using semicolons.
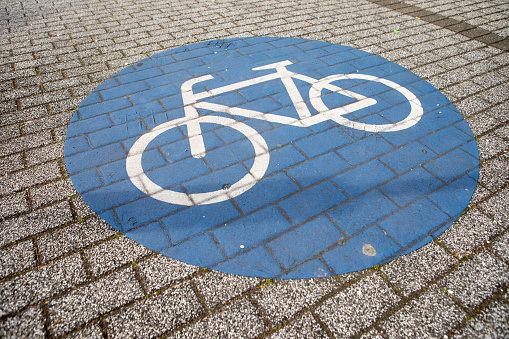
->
180;60;315;159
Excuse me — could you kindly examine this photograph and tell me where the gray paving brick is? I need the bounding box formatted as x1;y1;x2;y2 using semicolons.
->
268;312;328;339
467;113;502;136
48;97;83;115
0;191;30;218
85;236;152;278
480;187;509;228
438;208;504;259
0;161;61;196
0;201;73;247
136;255;198;293
485;102;509;123
0;253;87;317
194;271;261;309
381;241;457;297
30;178;76;208
0;101;17;114
66;322;104;339
53;125;69;142
48;267;144;337
454;95;492;118
477;133;509;161
38;217;116;263
16;71;64;88
0;306;46;338
25;142;64;167
105;281;205;338
19;89;72;109
380;284;466;338
452;298;509;338
490;231;509;263
0;153;24;176
0;130;53;157
168;296;266;339
439;250;509;310
478;156;509;192
252;277;341;326
316;272;400;337
42;75;91;92
0;239;36;279
0;124;20;142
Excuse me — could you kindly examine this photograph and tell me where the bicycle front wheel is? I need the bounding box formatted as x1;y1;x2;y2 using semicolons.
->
126;115;270;206
309;73;423;133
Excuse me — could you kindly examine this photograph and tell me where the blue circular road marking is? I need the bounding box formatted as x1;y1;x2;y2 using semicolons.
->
65;37;479;279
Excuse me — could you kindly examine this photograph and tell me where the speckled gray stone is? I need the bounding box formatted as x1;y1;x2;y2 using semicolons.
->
168;296;266;339
48;267;144;337
194;270;261;309
37;217;116;263
381;241;457;297
268;312;328;339
452;299;509;338
438;208;503;259
0;306;46;338
137;254;198;293
315;272;400;337
105;281;205;338
439;250;509;310
380;284;466;338
0;239;37;279
0;253;87;317
84;235;152;277
252;277;342;326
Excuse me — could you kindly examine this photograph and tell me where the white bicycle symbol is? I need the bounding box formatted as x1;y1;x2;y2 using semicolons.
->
126;60;423;206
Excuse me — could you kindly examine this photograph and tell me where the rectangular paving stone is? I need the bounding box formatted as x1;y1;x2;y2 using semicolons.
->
0;253;87;317
439;250;509;310
137;255;198;293
478;157;509;192
0;130;53;157
253;277;341;326
266;215;342;270
0;240;37;279
84;236;152;278
315;272;400;337
0;161;62;196
287;152;349;188
379;167;443;207
380;198;450;246
105;281;204;339
332;160;396;198
453;298;509;338
329;189;399;234
38;217;116;263
380;284;466;337
0;306;46;339
0;191;29;219
268;312;328;339
213;206;293;257
0;153;24;176
381;241;457;297
48;267;144;337
438;208;503;259
193;270;261;310
30;178;76;208
168;296;265;339
0;201;73;247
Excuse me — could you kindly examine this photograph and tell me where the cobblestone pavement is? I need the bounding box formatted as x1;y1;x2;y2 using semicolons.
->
1;0;508;337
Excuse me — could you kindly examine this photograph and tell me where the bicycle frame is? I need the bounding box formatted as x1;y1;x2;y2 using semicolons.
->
181;60;378;158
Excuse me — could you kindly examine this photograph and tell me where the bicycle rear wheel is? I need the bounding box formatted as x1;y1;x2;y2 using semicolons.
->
126;115;270;206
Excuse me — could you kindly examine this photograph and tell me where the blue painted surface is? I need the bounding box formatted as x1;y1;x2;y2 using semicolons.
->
65;37;479;279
